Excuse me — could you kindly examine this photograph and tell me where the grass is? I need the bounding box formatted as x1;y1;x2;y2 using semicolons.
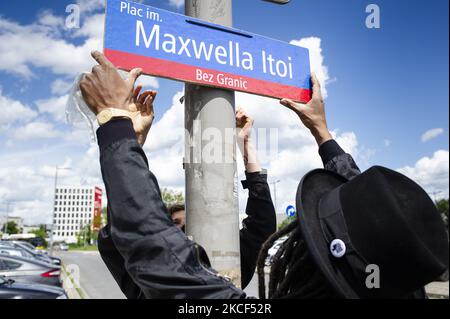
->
68;244;98;251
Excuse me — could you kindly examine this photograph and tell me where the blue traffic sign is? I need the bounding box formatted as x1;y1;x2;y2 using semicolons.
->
286;205;296;217
104;0;312;102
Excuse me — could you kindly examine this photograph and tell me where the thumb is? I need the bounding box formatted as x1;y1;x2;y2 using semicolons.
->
280;98;307;115
280;98;298;111
127;68;143;88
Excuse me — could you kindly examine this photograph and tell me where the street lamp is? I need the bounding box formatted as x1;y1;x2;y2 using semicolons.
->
49;166;71;256
269;179;281;214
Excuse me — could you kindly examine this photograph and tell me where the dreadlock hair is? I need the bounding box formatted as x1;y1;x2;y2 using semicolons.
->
256;218;339;299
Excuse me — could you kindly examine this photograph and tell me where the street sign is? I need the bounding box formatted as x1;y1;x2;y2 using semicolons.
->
286;205;296;217
104;0;312;102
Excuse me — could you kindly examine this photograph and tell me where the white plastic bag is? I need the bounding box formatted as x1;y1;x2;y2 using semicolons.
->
66;73;99;143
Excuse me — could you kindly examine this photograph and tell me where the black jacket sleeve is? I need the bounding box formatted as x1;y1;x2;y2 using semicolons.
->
318;139;361;179
97;206;143;299
97;119;245;299
239;171;277;289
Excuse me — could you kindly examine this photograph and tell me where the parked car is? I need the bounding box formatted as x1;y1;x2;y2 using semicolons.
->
29;237;46;248
0;255;62;287
14;240;44;254
0;276;66;299
12;241;59;264
0;247;35;259
0;241;61;265
59;243;69;251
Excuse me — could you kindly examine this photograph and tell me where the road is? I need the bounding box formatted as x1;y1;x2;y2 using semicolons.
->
55;251;448;299
57;250;262;299
57;251;125;299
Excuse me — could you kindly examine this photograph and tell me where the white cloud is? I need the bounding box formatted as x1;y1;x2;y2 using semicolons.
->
51;79;73;95
0;144;104;225
421;128;444;143
290;37;331;98
0;14;102;79
72;13;105;40
169;0;184;8
0;88;37;129
384;139;391;147
397;150;449;199
136;75;160;89
37;10;64;28
12;122;62;140
141;91;185;188
74;0;106;13
35;95;69;123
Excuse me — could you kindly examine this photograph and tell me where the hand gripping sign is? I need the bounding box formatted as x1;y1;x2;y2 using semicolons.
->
104;0;312;103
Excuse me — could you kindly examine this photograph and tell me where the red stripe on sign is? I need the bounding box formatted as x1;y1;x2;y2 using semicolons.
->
104;49;312;103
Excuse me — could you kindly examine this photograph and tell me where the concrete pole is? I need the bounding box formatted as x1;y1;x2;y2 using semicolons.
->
184;0;241;287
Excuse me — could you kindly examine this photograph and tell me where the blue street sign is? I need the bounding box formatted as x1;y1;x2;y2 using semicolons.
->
104;0;312;102
286;205;296;217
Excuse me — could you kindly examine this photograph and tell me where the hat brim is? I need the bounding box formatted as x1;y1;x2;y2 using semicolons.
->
296;169;360;298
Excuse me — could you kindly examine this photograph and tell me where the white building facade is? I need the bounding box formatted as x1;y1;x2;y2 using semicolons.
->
52;186;102;244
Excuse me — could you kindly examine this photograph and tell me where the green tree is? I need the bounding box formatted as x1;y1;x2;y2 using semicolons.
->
278;214;297;230
161;188;185;207
5;221;19;234
77;222;93;246
436;199;449;229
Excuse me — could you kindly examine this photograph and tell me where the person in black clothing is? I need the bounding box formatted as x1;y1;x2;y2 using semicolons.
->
163;107;277;290
166;203;186;231
98;103;276;295
81;51;448;299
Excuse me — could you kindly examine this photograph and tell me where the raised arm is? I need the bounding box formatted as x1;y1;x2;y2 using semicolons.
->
280;74;361;179
236;108;276;289
80;51;245;299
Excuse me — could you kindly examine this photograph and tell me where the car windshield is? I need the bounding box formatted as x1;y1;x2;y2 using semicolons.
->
0;277;5;285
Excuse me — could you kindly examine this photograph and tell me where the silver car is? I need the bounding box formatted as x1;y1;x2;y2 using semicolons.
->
0;254;62;287
0;242;61;265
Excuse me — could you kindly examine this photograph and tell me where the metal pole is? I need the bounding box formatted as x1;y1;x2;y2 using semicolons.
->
49;166;58;256
184;0;241;287
270;180;280;214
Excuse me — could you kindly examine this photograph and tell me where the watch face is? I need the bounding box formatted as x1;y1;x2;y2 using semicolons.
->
98;109;113;124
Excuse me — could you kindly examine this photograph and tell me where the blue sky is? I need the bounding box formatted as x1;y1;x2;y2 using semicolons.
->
0;0;448;224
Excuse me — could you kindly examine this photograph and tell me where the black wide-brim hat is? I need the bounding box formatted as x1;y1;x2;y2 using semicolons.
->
296;166;449;299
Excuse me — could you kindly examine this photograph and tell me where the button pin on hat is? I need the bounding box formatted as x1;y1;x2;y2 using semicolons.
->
330;239;346;258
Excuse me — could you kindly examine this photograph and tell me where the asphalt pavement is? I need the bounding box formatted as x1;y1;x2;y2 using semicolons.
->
57;251;125;299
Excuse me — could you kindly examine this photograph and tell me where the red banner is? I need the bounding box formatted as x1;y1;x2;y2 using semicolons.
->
93;187;103;231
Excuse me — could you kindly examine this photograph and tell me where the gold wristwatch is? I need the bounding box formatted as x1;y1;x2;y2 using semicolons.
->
97;108;132;125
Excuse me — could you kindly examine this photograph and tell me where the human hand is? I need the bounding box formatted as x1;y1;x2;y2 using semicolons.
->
80;51;143;115
236;107;254;144
235;107;261;173
129;86;157;146
280;73;332;146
